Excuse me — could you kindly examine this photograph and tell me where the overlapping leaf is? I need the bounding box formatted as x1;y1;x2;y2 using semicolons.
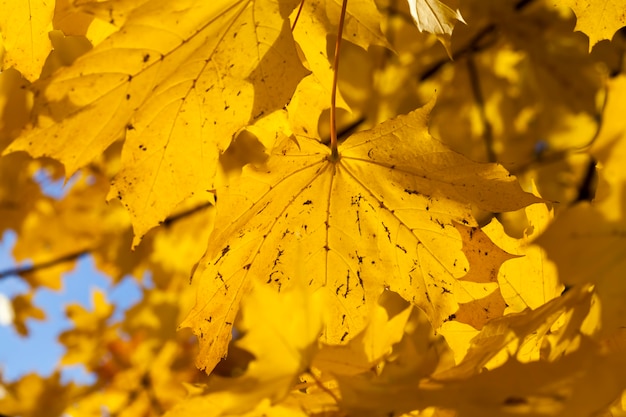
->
0;0;54;80
6;0;308;241
168;280;323;417
407;0;464;54
551;0;626;48
182;101;540;373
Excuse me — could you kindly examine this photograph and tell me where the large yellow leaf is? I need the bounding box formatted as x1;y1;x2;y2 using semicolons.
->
167;280;323;416
0;0;54;80
182;101;540;373
337;338;626;417
538;76;626;338
6;0;308;241
552;0;626;48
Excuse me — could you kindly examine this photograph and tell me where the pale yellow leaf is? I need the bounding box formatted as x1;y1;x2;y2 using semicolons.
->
0;0;54;80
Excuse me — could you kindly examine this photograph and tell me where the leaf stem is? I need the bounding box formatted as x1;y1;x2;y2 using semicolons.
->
291;0;305;31
330;0;348;160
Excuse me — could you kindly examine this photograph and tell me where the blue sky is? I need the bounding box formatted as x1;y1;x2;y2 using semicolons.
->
0;173;144;385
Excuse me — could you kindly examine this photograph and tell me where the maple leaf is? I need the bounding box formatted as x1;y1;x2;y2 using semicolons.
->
407;0;465;54
166;279;323;416
5;0;309;242
483;194;563;314
538;75;626;338
314;289;413;376
182;101;540;373
0;0;54;80
551;0;626;49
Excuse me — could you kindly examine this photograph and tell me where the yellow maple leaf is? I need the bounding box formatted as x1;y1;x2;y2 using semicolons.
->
407;0;465;55
182;101;540;374
483;194;563;314
0;0;54;80
538;75;626;338
314;289;413;376
167;279;323;416
5;0;309;242
551;0;626;49
11;292;45;336
0;372;78;417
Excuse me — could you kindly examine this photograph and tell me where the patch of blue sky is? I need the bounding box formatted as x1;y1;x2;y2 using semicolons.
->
0;234;146;385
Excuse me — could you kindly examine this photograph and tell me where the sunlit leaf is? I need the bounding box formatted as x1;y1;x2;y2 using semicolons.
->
182;101;539;373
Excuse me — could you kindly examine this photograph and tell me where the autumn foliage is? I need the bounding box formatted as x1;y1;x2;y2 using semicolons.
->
1;0;626;415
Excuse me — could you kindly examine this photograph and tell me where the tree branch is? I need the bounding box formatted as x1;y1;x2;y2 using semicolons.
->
0;249;90;280
0;202;214;280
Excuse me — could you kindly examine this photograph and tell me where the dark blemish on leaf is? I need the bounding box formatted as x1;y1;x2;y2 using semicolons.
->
356;251;364;264
367;148;374;159
225;321;232;326
126;94;131;100
143;53;150;62
336;285;343;295
441;287;452;294
445;314;456;322
273;248;284;267
341;315;346;325
396;244;407;253
324;245;330;252
254;111;265;119
503;397;527;406
218;246;230;261
462;219;469;225
243;263;251;270
236;90;241;96
341;332;349;342
404;189;419;195
207;316;212;323
128;75;133;81
382;222;391;241
138;144;147;151
344;271;350;298
303;200;312;205
469;227;476;239
224;104;230;110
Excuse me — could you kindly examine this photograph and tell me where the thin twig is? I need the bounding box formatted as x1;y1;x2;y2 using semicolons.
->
0;249;90;279
419;0;536;81
0;202;213;280
466;54;497;163
291;0;305;31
